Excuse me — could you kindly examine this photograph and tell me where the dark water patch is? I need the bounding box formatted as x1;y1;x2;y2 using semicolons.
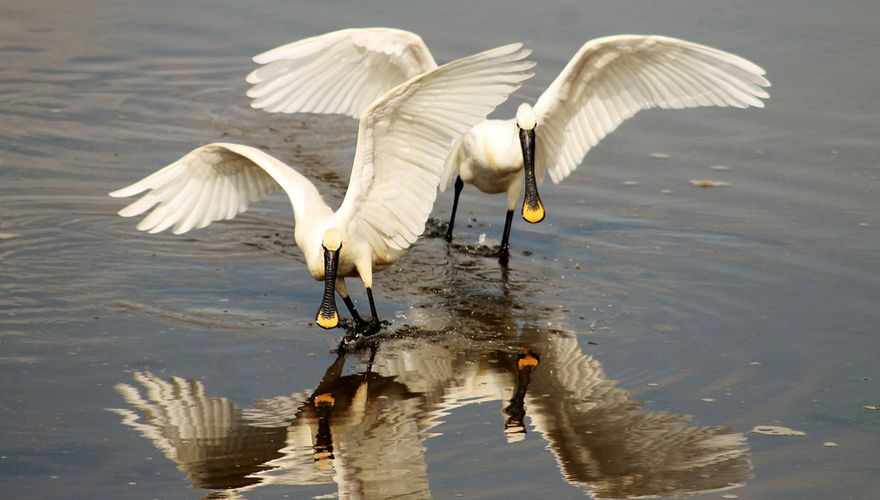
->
0;45;45;53
422;217;450;238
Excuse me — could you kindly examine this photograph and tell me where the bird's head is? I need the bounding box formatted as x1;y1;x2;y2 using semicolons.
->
515;103;537;131
516;104;544;224
321;228;343;253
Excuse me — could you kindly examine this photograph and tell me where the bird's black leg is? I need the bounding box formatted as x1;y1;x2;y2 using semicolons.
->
445;176;465;242
341;296;367;330
365;344;378;374
365;287;380;335
499;209;515;265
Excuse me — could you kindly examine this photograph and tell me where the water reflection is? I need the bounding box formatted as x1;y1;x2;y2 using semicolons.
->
110;327;749;498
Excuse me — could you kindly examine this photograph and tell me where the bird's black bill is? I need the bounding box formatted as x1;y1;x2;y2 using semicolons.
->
315;247;340;329
446;176;465;242
519;128;544;223
504;350;540;441
313;392;335;463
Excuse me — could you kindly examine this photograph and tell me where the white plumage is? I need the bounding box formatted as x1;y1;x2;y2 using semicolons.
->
531;35;769;185
247;29;770;257
247;28;438;118
111;43;534;329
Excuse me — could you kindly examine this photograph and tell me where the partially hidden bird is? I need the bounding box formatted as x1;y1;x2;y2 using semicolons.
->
109;43;535;332
246;28;770;261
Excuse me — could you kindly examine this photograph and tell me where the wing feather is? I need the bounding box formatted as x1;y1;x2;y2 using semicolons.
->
336;44;534;260
176;174;213;234
533;35;770;184
134;178;190;232
247;28;439;118
110;143;332;235
152;176;202;234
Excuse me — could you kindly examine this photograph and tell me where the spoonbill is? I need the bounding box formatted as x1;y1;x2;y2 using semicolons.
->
109;43;534;333
246;28;770;260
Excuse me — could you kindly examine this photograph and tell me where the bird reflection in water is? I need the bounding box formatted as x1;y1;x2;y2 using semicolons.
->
110;327;750;498
111;258;748;497
503;349;540;442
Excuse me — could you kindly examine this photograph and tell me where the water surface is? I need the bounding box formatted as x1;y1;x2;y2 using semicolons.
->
1;1;878;498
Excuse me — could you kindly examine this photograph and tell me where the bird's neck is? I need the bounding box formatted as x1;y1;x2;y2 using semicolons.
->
471;119;524;174
294;218;334;280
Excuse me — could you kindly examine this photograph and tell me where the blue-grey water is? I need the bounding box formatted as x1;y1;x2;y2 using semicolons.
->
1;1;878;498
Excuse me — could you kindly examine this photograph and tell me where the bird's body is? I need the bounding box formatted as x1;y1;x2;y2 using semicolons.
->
455;119;522;197
111;44;534;331
248;29;770;259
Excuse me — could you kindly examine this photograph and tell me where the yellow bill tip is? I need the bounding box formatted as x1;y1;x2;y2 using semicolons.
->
522;200;545;224
518;353;540;370
316;310;339;329
314;392;336;407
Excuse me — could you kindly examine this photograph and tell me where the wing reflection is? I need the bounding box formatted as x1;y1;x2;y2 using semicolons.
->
111;335;748;498
515;330;749;498
111;263;748;498
110;373;289;491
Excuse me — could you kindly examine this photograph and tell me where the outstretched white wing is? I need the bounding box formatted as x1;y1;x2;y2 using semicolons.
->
534;35;770;184
109;143;331;235
247;28;438;118
337;44;534;259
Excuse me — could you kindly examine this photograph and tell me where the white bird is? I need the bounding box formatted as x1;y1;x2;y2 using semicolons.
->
110;44;534;332
247;28;770;260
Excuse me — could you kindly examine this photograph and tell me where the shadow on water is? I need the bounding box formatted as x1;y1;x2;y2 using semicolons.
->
109;269;750;499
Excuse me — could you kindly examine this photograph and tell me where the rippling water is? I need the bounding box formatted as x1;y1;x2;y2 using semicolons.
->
1;1;878;498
